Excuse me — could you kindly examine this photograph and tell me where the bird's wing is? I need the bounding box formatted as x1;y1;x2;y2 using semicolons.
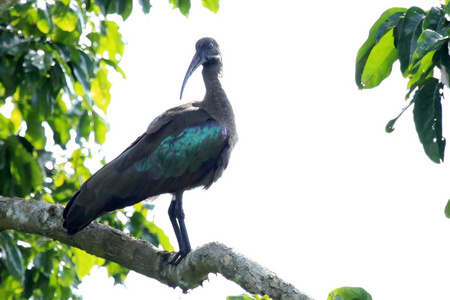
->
112;102;206;172
63;103;231;234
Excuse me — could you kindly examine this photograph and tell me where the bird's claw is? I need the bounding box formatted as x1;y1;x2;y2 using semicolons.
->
169;250;190;266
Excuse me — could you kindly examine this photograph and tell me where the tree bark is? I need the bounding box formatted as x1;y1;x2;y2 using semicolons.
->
0;196;313;300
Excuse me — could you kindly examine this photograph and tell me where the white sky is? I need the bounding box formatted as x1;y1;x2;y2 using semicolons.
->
79;0;450;299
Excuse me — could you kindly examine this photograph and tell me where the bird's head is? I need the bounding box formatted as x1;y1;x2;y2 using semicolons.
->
180;37;222;99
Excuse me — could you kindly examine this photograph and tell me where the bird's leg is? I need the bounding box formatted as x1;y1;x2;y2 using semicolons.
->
168;192;191;265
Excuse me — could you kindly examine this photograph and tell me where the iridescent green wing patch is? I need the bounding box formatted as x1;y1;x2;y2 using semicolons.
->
134;121;228;179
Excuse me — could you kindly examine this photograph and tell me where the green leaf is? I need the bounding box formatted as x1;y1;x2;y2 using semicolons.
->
130;203;172;249
119;0;133;20
51;25;82;45
445;6;450;26
355;8;407;89
112;0;133;20
34;250;55;276
24;108;46;150
150;222;173;250
70;148;92;182
410;30;447;70
0;58;16;77
52;2;78;32
10;1;33;16
52;43;71;63
412;78;445;163
375;12;404;43
20;148;42;193
76;50;95;78
48;111;71;148
385;100;414;133
327;287;372;300
97;21;124;64
0;113;14;138
423;6;444;32
5;136;44;196
59;267;75;287
92;110;109;144
0;82;5;98
72;63;91;95
385;119;397;133
54;60;75;98
105;262;129;286
37;6;53;34
95;0;133;20
23;269;36;298
170;0;191;17
72;248;105;280
202;0;219;13
0;142;11;196
0;139;6;169
76;110;93;143
359;28;398;89
139;0;152;14
0;34;31;56
94;0;108;15
10;106;23;134
0;232;25;283
397;7;426;76
407;50;435;90
444;199;450;218
91;65;112;114
439;43;450;87
102;58;126;78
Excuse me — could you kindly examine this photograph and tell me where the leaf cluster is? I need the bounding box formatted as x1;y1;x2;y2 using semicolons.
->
0;0;222;298
356;4;450;163
0;0;126;199
0;0;172;298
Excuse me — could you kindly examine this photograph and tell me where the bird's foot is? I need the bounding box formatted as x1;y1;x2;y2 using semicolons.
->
169;249;191;266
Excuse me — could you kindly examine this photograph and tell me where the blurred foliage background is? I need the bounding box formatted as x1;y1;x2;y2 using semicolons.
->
0;0;218;298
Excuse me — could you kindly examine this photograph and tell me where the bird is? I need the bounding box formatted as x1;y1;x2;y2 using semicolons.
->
62;37;237;265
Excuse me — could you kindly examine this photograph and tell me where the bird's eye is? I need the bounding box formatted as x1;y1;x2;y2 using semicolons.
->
208;42;214;49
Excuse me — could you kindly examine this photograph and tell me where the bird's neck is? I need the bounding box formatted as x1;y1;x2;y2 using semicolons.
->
201;61;236;135
202;61;224;101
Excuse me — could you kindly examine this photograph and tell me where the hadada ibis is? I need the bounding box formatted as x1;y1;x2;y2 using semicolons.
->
63;37;237;265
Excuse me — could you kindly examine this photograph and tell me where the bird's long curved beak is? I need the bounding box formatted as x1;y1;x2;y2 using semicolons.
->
180;51;206;100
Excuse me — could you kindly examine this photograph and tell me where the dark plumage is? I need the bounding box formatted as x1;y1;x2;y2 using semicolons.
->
63;37;237;265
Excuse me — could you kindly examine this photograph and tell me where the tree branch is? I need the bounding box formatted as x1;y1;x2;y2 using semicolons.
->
0;196;313;300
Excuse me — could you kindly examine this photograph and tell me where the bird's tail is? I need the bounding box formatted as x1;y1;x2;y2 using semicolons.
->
63;189;97;235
